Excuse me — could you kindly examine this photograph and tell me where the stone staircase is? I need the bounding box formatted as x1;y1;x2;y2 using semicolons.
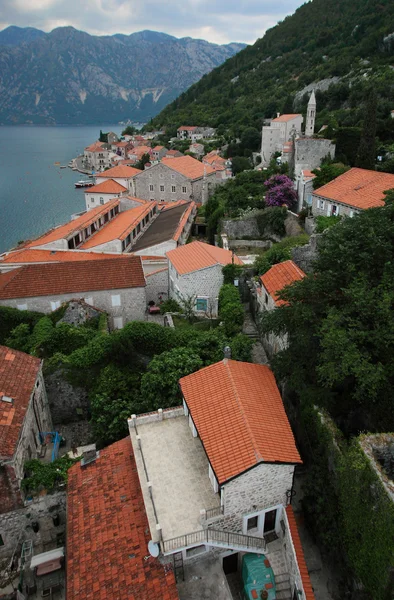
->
275;572;292;600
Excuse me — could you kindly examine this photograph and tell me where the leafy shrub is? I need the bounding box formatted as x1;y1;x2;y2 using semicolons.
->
22;455;79;494
230;334;253;362
222;263;243;285
256;206;288;237
159;298;182;314
264;175;297;209
254;234;310;275
220;302;244;336
315;215;342;233
29;317;55;355
218;284;241;312
0;306;42;345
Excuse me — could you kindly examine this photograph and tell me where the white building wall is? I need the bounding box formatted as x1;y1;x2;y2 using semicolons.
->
84;192;123;212
222;463;295;518
168;262;223;315
282;510;306;597
134;239;177;257
312;194;358;218
258;283;288;354
0;286;147;329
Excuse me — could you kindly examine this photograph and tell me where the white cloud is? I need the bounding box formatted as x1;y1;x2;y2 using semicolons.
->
0;0;303;44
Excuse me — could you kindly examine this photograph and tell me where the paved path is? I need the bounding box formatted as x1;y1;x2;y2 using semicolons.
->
242;303;268;365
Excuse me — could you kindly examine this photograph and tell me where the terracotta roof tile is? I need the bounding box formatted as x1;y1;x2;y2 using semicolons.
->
302;170;316;178
285;506;316;600
177;126;197;131
272;114;302;122
172;202;196;242
85;141;105;152
179;360;301;484
96;165;141;179
0;249;124;264
86;179;128;194
313;167;394;209
261;260;305;306
0;346;41;459
167;241;242;275
26;200;120;247
0;255;145;299
161;156;215;180
81;204;156;249
67;437;178;600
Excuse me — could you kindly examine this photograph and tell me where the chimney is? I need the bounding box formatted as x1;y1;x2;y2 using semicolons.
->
81;444;98;467
223;346;231;364
277;112;280;118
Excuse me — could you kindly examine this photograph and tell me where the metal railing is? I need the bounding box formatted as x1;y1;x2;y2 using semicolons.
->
162;528;266;554
205;505;224;520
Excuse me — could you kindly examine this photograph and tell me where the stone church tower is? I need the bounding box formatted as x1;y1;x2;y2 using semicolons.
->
305;90;316;137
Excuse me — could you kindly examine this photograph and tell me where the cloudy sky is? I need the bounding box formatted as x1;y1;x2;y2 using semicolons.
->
0;0;304;45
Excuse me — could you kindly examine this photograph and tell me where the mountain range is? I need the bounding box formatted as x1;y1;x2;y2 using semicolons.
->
150;0;394;140
0;26;246;125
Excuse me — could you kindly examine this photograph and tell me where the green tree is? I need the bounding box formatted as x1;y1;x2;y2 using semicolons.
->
312;163;350;189
140;348;203;408
240;127;261;152
231;156;252;175
121;125;136;136
135;153;151;170
355;89;377;170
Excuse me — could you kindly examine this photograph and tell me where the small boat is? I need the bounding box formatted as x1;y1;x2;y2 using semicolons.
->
60;165;67;169
54;161;60;165
75;180;94;188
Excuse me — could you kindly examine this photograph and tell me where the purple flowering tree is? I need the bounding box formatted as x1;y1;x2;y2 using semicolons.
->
264;174;297;209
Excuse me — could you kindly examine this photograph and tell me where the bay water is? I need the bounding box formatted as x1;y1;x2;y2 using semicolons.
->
0;125;123;254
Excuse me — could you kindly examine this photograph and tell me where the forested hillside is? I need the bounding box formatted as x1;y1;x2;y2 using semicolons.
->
150;0;394;139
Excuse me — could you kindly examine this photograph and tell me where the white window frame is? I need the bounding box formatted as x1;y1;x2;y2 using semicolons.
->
317;199;325;210
171;185;176;193
196;296;208;312
111;294;121;307
160;185;165;192
149;184;154;191
113;316;123;329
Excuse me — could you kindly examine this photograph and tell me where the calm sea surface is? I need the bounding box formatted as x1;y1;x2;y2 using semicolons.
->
0;125;123;254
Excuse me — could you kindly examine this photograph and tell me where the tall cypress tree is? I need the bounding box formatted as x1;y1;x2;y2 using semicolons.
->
356;89;377;170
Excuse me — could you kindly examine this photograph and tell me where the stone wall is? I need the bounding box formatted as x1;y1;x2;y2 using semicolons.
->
221;217;260;239
0;285;147;330
45;370;89;425
145;268;169;304
0;491;66;560
291;234;321;274
223;463;295;518
169;262;223;316
228;240;271;250
294;138;335;177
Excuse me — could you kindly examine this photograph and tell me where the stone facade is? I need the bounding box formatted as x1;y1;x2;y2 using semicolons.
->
0;286;147;330
261;115;303;166
0;491;66;560
145;268;169;304
45;369;90;425
294;138;335;179
291;233;321;273
222;463;295;522
296;173;315;212
221;217;260;239
0;366;52;514
312;192;359;218
256;282;288;355
168;261;224;316
134;162;219;204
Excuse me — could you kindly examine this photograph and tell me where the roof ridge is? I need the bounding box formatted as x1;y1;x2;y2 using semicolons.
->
224;360;263;462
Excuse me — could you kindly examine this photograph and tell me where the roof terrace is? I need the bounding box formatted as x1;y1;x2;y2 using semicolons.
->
128;408;220;547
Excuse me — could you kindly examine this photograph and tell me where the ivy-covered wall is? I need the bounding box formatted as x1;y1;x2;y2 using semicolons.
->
301;405;394;600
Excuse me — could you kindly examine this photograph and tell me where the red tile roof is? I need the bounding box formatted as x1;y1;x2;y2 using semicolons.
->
96;165;141;179
26;200;120;247
0;255;145;299
285;506;316;600
85;141;105;152
272;114;302;122
81;204;156;249
167;241;242;275
178;126;197;131
261;260;305;306
179;360;301;484
0;249;123;265
87;179;128;194
172;202;196;242
153;146;165;151
0;346;41;459
302;170;316;179
313;167;394;209
67;437;178;600
161;156;215;180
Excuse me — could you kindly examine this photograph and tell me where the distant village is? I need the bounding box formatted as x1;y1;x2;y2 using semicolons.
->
1;90;394;600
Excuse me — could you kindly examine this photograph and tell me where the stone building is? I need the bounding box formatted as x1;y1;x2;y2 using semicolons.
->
261;114;303;166
0;346;52;515
127;360;315;600
294;138;335;178
312;167;394;217
134;155;219;204
83;141;112;171
305;90;316;137
166;241;243;316
295;169;316;212
0;248;124;273
257;260;305;355
0;255;147;330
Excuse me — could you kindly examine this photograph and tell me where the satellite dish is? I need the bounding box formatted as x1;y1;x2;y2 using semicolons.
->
148;540;160;558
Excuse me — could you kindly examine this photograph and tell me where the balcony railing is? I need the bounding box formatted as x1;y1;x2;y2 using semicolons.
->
205;505;224;520
162;527;266;554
